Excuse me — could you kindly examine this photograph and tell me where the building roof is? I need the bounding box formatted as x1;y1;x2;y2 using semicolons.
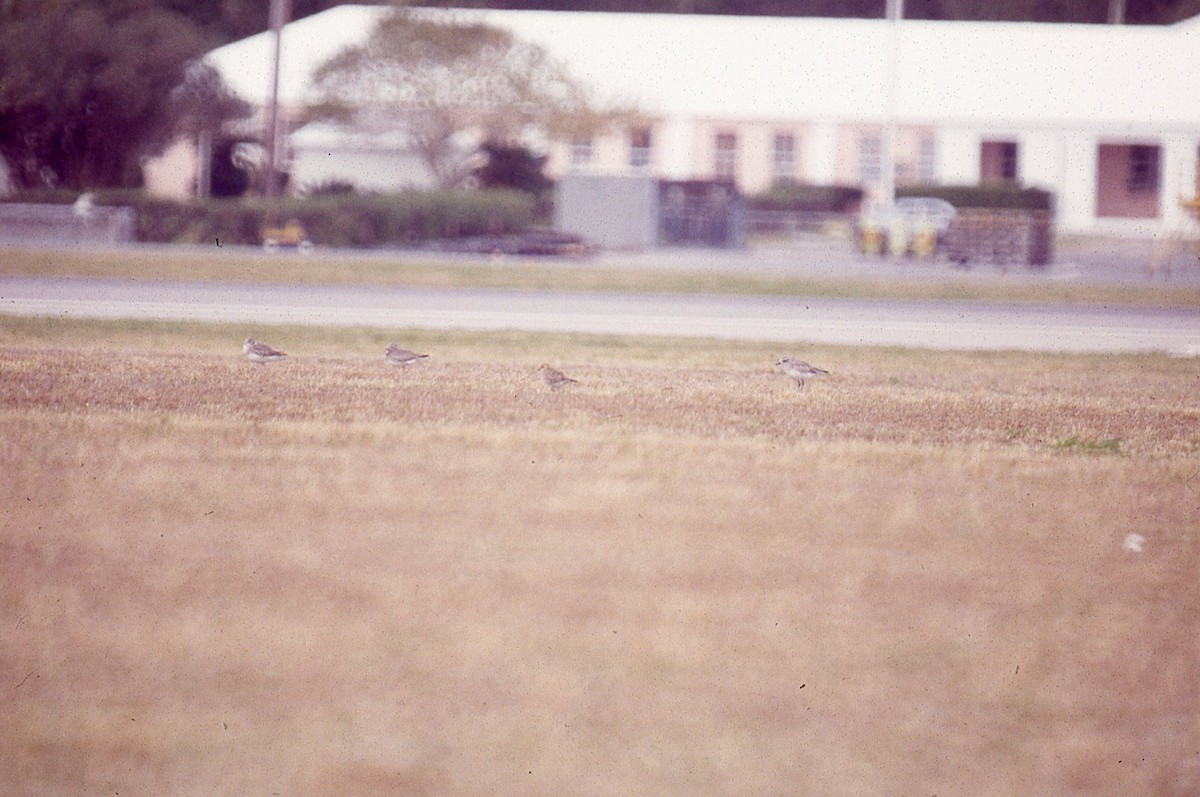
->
207;6;1200;132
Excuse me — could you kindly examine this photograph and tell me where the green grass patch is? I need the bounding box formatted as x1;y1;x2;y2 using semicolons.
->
1051;435;1123;454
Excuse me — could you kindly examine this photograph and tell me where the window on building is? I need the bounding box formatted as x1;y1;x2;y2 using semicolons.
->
1127;145;1160;193
714;131;738;179
858;134;881;183
772;133;796;183
999;142;1018;181
918;134;937;184
1096;143;1160;218
569;135;592;169
629;127;652;170
981;141;1019;182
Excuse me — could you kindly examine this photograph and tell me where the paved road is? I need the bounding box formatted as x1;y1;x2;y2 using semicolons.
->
1;276;1198;354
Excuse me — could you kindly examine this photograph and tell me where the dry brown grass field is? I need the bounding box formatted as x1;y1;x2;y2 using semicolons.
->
2;317;1198;796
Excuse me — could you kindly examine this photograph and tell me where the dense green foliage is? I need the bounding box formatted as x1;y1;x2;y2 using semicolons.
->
151;0;342;42
255;190;537;248
473;142;554;221
0;2;207;190
898;184;1054;210
748;182;865;213
473;142;553;194
2;189;537;247
209;139;253;198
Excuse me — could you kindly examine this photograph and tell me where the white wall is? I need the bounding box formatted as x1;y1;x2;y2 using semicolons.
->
937;127;980;185
930;127;1194;235
657;117;694;181
1054;132;1096;234
143;136;199;200
1160;135;1200;229
1017;131;1062;194
803;121;838;185
290;146;435;193
280;115;1194;237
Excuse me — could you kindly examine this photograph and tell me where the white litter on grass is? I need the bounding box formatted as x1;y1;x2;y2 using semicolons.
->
1123;533;1145;553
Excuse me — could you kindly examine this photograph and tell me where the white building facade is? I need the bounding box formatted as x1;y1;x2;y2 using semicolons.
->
191;6;1200;236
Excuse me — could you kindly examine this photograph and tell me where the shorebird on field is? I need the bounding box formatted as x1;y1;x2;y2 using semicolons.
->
777;357;829;389
243;337;287;363
384;343;429;367
538;364;578;389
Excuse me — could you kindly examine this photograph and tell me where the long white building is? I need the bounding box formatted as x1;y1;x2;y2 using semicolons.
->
177;6;1200;236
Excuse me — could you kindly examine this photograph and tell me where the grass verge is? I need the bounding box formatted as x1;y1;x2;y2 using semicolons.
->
4;244;1199;307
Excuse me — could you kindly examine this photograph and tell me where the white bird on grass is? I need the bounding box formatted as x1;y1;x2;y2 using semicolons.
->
538;364;579;389
777;357;829;389
384;343;429;367
243;337;287;363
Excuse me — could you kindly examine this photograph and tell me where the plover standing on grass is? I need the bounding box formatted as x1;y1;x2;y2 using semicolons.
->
777;357;829;389
538;364;579;389
384;344;429;367
243;337;287;363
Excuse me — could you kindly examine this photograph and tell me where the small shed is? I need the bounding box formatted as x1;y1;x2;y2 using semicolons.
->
554;174;745;251
554;173;658;250
658;179;745;249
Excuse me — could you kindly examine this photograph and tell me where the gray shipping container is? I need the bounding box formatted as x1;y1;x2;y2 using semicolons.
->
554;174;658;251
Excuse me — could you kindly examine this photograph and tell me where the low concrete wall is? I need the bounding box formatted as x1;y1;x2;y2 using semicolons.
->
942;209;1054;268
0;203;136;245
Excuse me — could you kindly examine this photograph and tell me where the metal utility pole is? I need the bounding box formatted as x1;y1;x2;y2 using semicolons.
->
263;0;292;199
1107;0;1126;25
195;128;212;199
880;0;904;209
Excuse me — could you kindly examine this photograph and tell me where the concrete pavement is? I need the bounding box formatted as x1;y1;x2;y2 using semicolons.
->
3;276;1197;354
580;234;1200;286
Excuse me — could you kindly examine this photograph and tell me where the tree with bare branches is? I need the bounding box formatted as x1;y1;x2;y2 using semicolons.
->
306;9;634;188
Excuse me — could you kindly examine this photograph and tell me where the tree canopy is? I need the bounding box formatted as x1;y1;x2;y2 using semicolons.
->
0;1;213;190
473;141;553;193
308;9;632;188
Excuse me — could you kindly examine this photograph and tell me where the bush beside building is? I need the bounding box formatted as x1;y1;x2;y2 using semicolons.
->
0;190;537;248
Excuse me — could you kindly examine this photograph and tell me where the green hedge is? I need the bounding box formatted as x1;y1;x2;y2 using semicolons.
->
1;189;537;247
897;183;1054;211
748;182;865;213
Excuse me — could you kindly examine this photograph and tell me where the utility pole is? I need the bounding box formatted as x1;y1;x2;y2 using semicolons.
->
1107;0;1126;25
263;0;292;199
880;0;904;209
195;128;212;199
